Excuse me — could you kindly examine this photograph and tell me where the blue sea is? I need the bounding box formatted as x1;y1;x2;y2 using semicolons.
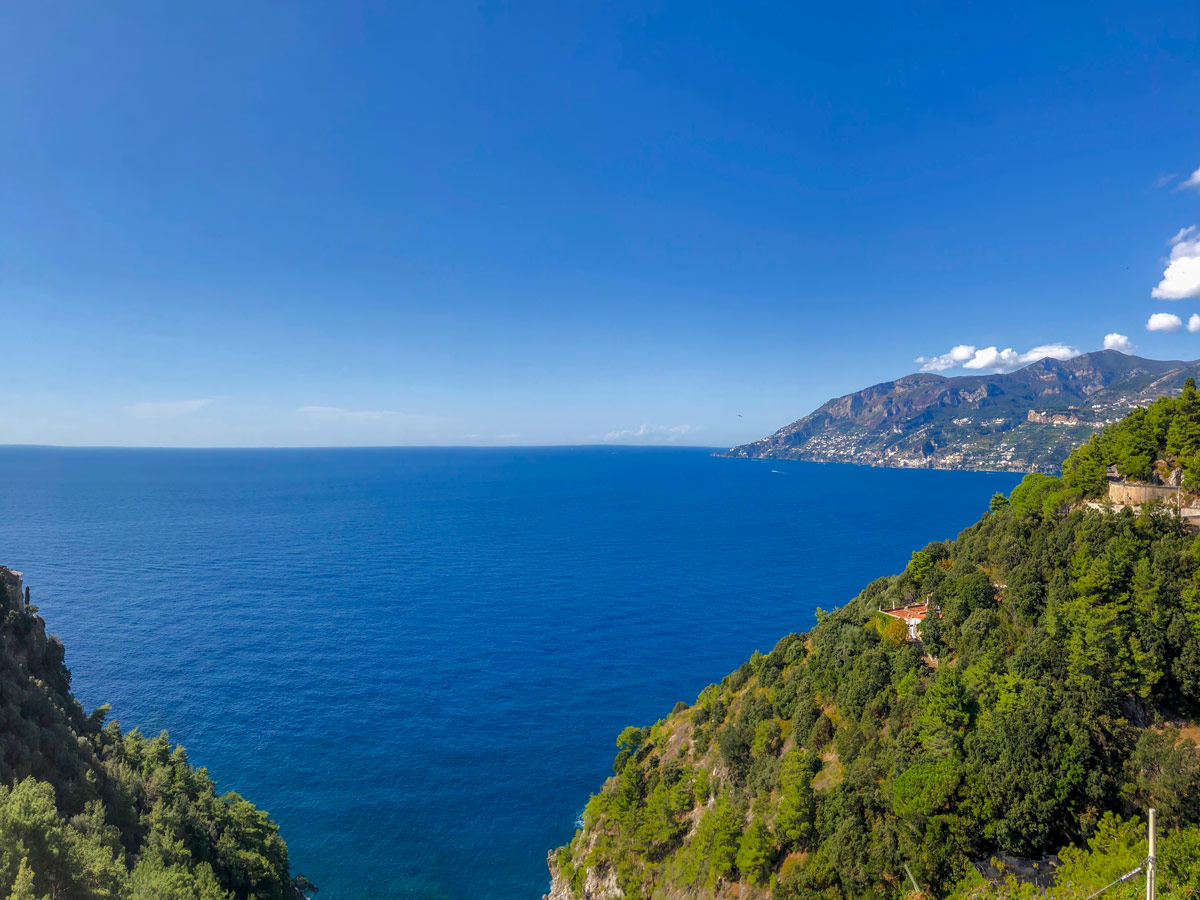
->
0;447;1021;900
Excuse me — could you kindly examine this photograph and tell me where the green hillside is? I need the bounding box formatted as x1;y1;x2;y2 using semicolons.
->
1063;377;1200;494
0;575;311;900
550;402;1200;899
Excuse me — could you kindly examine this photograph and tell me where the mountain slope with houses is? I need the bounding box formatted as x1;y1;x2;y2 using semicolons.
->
717;350;1200;472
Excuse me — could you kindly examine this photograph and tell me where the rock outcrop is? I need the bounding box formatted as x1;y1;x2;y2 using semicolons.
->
544;851;623;900
0;565;23;610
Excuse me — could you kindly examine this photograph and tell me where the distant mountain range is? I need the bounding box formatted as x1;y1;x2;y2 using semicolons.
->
716;350;1200;472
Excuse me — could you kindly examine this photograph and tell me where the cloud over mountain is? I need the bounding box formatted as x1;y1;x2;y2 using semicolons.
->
1103;333;1135;353
916;342;1079;374
914;345;977;372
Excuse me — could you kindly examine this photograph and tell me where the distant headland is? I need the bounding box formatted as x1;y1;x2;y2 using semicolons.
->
716;350;1200;473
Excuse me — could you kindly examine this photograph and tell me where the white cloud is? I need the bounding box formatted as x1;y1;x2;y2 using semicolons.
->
962;347;1021;370
602;423;694;443
1022;343;1080;363
915;345;978;372
1189;315;1200;334
1178;166;1200;192
1151;225;1200;300
125;399;215;418
917;342;1080;374
1155;173;1179;189
1103;333;1136;353
1147;312;1184;333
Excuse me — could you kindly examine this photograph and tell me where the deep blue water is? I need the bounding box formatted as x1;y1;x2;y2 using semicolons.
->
0;447;1021;900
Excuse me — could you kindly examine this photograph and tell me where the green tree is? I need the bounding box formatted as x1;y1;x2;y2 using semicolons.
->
735;820;773;886
677;796;741;889
127;857;230;900
917;671;973;756
907;551;935;587
1167;378;1200;461
1051;813;1143;896
1009;473;1068;517
892;757;959;819
750;720;783;757
776;751;816;850
613;726;647;774
6;859;47;900
1128;730;1200;824
0;779;125;900
1063;437;1108;497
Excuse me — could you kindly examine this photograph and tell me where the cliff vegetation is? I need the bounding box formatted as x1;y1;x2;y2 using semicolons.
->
1063;377;1200;495
0;573;312;900
553;401;1200;899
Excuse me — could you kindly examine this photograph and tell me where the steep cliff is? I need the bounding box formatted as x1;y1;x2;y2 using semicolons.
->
551;405;1200;898
0;566;309;900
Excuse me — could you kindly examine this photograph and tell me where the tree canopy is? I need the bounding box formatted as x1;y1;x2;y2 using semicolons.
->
0;591;309;900
553;402;1200;899
1064;379;1200;492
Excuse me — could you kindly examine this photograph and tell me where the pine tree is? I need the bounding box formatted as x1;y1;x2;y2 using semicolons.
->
735;819;774;886
6;859;47;900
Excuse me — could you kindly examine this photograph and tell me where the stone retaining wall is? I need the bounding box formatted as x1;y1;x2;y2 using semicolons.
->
1108;481;1181;504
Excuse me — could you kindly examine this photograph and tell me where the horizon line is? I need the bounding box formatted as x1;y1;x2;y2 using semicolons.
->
0;442;729;452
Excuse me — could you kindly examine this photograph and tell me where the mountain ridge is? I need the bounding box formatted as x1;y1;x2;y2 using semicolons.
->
717;350;1200;472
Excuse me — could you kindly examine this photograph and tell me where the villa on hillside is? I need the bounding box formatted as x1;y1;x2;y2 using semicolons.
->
879;603;930;642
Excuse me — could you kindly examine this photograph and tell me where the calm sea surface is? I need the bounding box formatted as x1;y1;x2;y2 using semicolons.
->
0;447;1021;899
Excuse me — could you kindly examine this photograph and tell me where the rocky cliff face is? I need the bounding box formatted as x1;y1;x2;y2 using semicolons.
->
545;851;622;900
717;350;1200;472
0;566;23;610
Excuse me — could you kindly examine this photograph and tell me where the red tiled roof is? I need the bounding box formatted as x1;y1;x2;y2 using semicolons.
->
880;604;928;622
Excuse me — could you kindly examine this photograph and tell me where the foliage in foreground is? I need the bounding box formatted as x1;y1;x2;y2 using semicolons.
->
554;400;1200;899
1063;377;1200;492
0;590;308;900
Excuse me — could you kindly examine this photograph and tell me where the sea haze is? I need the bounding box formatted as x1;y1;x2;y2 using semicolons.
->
0;447;1022;900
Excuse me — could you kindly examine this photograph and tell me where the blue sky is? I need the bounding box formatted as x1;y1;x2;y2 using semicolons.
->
2;2;1199;447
